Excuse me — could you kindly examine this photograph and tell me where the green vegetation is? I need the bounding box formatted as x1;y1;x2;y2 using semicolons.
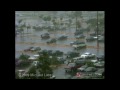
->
76;21;81;29
37;52;53;79
86;17;104;28
19;53;30;61
85;61;95;67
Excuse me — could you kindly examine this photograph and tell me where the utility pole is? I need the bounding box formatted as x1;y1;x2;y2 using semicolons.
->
76;12;77;31
97;11;99;52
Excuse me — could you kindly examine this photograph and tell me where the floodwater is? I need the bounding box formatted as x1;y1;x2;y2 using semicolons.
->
15;11;104;79
15;26;104;57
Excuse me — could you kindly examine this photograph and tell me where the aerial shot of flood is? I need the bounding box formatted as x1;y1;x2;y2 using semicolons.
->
15;11;104;79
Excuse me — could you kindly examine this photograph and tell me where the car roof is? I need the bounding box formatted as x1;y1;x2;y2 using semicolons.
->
84;52;90;54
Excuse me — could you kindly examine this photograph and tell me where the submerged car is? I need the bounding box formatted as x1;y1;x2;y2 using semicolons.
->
41;33;50;39
86;36;95;41
57;35;68;40
97;55;104;61
77;65;88;71
84;67;97;72
57;57;65;62
24;47;34;52
72;42;86;49
81;52;95;58
66;52;79;58
52;50;63;56
90;33;96;36
46;38;56;44
64;63;76;72
75;34;85;39
94;62;104;68
95;68;104;76
98;36;104;42
70;41;82;46
30;47;41;52
74;30;83;36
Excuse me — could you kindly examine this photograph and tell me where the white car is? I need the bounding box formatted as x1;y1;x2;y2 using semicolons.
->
81;52;95;58
28;56;37;61
32;61;39;66
93;36;98;39
77;65;88;71
91;60;98;63
33;54;40;58
73;57;84;61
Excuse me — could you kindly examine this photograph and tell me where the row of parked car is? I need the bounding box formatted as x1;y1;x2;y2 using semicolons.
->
63;50;104;78
74;29;104;42
64;58;104;78
41;33;68;39
24;47;41;52
23;45;104;60
70;41;86;49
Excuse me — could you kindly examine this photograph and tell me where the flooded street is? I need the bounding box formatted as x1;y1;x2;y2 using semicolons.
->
15;11;104;79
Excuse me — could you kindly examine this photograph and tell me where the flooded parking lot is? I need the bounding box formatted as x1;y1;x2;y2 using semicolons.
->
16;26;104;56
15;11;104;79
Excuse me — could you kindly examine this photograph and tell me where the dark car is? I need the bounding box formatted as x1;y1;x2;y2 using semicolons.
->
74;31;83;36
57;35;68;40
75;60;86;66
24;47;34;52
30;47;41;52
47;50;53;55
66;52;79;58
72;42;86;49
86;36;95;41
46;38;56;44
98;36;104;42
52;50;63;56
70;41;84;46
75;34;85;39
33;26;43;31
90;33;96;36
97;55;104;61
41;33;50;39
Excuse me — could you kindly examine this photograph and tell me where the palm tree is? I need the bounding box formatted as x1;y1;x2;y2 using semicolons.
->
68;19;72;30
96;11;99;53
20;23;26;36
52;20;58;37
37;52;53;79
26;25;31;34
74;11;82;31
26;66;37;79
